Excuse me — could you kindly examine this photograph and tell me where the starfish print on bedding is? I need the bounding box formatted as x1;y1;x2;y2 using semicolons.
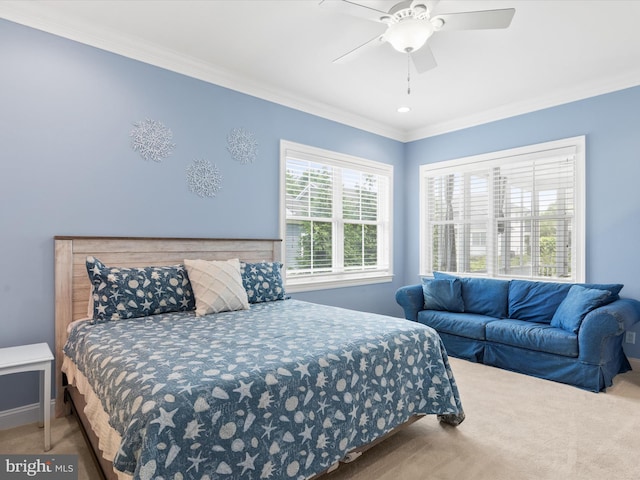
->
349;405;359;421
294;362;310;378
342;350;355;363
317;398;329;415
186;452;207;473
177;383;199;395
149;407;178;434
261;421;277;439
237;452;258;474
299;424;314;443
233;380;254;401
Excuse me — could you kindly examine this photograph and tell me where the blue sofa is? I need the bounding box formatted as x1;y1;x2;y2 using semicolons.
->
396;273;640;392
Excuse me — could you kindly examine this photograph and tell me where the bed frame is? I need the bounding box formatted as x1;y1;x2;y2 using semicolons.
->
53;235;419;479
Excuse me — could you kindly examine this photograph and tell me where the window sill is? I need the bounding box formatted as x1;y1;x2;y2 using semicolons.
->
285;273;394;293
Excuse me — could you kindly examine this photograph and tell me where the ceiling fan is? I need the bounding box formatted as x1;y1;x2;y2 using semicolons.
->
320;0;515;74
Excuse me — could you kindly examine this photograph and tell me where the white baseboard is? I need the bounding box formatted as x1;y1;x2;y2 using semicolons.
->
0;400;56;431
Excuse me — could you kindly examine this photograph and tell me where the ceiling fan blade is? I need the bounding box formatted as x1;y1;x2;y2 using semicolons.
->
411;44;437;73
319;0;389;23
333;34;386;64
434;8;515;31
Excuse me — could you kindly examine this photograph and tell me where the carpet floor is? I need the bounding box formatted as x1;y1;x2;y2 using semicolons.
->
1;357;639;480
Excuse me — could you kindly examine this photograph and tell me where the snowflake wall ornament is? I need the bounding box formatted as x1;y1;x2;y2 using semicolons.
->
186;159;223;198
130;119;176;162
227;127;258;164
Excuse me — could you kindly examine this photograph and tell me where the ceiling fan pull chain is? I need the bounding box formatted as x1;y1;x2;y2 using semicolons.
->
407;53;411;95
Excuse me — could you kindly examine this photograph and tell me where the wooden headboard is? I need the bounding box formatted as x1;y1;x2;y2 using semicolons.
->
53;236;282;416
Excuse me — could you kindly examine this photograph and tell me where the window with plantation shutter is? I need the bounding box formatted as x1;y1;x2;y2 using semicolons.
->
281;141;393;291
420;136;585;282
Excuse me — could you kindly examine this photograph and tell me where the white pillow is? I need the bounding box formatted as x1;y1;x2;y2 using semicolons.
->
183;258;249;316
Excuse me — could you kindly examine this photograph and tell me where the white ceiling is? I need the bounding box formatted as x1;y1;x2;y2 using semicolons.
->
2;0;640;142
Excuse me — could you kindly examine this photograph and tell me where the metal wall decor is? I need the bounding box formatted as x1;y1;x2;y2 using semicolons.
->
130;119;176;162
227;127;258;164
186;159;223;198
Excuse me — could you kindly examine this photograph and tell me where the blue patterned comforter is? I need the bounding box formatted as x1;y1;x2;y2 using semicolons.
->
64;299;464;479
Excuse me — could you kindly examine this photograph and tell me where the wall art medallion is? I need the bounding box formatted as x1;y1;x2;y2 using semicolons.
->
130;119;176;162
186;159;223;198
227;127;258;164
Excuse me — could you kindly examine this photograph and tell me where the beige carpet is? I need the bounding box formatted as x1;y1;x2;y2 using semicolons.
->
0;413;101;479
1;358;639;480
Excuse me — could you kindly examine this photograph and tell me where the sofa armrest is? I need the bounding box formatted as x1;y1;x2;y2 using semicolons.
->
396;285;424;322
578;298;640;365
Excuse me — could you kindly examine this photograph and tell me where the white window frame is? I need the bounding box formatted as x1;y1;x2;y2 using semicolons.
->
280;140;393;292
419;136;586;282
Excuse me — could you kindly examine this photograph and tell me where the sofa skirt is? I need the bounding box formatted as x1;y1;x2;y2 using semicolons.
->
436;332;632;392
438;332;484;363
483;342;631;392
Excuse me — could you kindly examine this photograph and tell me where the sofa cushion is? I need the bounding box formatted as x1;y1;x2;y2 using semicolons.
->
485;319;578;357
434;272;509;318
421;278;464;312
508;280;572;323
418;310;496;340
550;285;612;333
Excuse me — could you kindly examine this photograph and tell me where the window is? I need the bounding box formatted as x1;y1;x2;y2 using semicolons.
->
281;141;393;291
420;136;585;282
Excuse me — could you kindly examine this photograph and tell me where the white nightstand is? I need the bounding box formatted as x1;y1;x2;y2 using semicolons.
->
0;343;54;451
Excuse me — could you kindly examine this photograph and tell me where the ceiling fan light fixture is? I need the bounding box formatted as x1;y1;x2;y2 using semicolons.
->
385;18;434;53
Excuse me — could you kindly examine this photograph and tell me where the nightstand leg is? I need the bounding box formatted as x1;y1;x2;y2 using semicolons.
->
42;365;51;451
38;370;44;428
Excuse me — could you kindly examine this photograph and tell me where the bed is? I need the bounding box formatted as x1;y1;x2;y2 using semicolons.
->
54;236;465;480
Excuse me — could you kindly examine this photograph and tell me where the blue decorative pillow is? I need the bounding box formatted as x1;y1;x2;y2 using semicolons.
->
421;278;464;312
581;283;623;305
86;256;196;323
240;261;286;303
550;285;612;333
508;280;572;323
434;272;509;318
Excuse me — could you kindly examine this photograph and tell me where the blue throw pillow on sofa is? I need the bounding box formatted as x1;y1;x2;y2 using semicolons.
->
422;278;464;312
508;280;572;323
550;285;612;333
581;283;623;304
434;272;509;318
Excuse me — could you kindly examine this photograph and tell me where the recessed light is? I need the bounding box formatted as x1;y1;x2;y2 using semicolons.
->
397;106;411;113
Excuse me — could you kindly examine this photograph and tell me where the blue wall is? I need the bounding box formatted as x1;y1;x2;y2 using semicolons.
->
0;19;406;412
404;86;640;358
1;18;639;414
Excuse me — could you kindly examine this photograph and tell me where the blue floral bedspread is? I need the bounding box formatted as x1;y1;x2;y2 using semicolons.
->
64;299;464;479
